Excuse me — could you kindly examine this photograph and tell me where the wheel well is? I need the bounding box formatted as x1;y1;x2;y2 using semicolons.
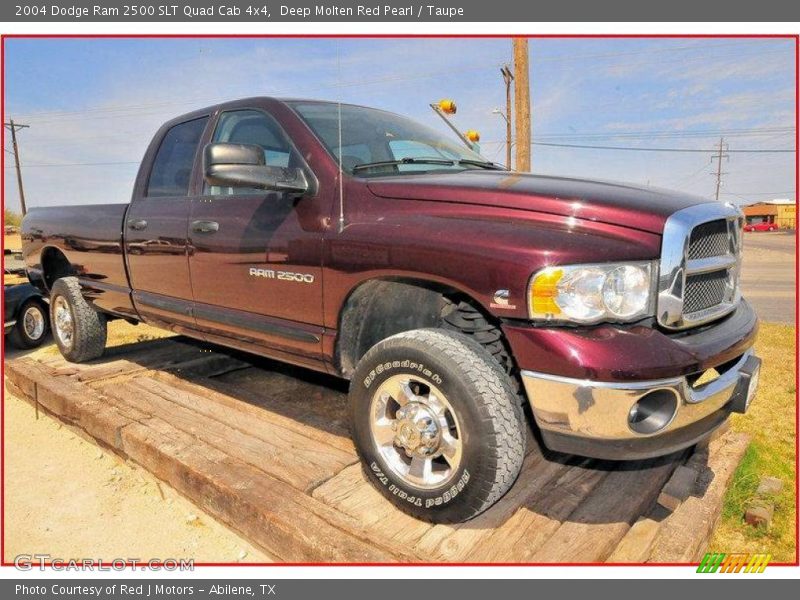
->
40;247;75;291
335;278;508;379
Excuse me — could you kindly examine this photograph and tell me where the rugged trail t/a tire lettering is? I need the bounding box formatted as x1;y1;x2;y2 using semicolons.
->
349;328;526;523
49;277;108;363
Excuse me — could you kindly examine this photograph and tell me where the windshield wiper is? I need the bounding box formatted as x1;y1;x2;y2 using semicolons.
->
457;159;504;170
352;157;457;173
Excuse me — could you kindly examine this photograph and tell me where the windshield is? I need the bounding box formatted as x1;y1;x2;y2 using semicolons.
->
289;101;491;177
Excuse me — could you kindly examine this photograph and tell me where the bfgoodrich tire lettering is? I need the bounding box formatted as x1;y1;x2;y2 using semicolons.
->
50;277;107;363
349;328;526;523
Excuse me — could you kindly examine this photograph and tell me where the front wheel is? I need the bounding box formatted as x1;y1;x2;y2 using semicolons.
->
349;328;526;523
50;277;107;363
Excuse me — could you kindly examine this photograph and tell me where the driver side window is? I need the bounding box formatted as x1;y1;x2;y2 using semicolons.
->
206;109;297;196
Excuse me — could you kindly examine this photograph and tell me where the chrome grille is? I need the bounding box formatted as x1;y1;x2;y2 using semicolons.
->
688;220;729;259
657;203;743;330
683;270;728;314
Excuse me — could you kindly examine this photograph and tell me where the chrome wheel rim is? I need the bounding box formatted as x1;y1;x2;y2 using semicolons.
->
22;305;45;340
53;296;74;349
369;374;463;490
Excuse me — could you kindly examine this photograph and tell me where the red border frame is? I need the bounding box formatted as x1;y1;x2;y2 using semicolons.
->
1;32;798;569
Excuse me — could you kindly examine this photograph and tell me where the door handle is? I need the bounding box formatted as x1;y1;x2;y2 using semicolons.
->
127;218;148;231
191;220;219;234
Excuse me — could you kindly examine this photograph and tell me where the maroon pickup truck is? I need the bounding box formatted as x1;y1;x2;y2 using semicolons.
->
22;97;760;523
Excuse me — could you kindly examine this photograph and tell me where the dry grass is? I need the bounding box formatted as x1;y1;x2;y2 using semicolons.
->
38;319;174;358
3;233;22;251
710;322;797;563
3;273;27;286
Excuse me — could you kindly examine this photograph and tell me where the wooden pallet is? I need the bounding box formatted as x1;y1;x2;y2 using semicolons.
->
4;337;750;563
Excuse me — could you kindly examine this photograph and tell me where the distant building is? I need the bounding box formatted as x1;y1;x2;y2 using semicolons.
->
742;198;796;230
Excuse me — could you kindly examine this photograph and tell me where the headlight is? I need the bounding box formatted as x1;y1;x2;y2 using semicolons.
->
528;262;656;324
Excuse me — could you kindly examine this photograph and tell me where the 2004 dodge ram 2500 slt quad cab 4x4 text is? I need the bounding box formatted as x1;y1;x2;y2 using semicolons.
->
22;97;761;523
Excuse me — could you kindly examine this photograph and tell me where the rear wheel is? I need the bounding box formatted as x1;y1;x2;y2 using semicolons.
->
349;328;526;523
50;277;107;363
8;300;48;349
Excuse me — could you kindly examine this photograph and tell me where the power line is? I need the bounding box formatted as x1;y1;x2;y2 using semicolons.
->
528;141;793;153
534;126;795;141
3;160;139;168
722;190;796;196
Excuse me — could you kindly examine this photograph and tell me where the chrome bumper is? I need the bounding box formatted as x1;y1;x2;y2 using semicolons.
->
521;351;760;460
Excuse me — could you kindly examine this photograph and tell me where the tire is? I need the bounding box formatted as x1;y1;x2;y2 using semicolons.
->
8;299;48;349
49;276;107;362
442;300;522;399
349;328;526;523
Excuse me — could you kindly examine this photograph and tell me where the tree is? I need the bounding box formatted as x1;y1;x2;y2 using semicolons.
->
4;208;22;227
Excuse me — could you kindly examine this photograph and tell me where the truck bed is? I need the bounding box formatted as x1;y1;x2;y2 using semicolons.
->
22;203;135;317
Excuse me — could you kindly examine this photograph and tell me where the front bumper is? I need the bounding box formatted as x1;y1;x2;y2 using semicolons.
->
517;305;761;460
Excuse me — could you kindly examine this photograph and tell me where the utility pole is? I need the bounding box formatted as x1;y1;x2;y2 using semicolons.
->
512;38;531;172
5;120;30;215
712;137;729;202
500;65;514;170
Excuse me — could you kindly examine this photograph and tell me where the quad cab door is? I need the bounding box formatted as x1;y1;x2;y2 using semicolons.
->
188;108;329;364
125;115;209;333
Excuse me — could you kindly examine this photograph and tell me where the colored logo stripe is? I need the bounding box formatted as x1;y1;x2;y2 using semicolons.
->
697;553;771;573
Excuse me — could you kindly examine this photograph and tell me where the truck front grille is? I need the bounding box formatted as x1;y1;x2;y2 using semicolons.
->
688;219;729;259
657;204;744;330
683;270;729;314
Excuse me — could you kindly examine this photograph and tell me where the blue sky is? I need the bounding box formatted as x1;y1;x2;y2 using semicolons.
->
3;37;796;212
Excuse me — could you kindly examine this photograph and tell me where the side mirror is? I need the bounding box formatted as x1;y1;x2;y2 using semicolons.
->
203;142;309;194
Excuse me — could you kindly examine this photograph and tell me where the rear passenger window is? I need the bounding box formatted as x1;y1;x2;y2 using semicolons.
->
146;117;208;197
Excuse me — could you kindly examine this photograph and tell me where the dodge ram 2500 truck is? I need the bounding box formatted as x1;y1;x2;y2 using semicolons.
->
22;97;760;523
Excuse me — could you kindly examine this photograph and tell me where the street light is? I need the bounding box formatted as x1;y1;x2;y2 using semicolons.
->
492;108;509;124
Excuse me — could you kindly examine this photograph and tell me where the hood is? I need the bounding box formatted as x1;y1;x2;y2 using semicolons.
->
366;171;715;234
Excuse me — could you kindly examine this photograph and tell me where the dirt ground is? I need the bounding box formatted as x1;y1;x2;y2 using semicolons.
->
3;321;272;564
2;388;272;564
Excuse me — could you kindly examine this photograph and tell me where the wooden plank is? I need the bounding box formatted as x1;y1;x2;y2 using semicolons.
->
100;378;355;493
657;465;700;512
22;339;208;389
210;367;351;440
6;347;742;564
647;432;750;562
5;357;39;400
462;459;608;562
412;450;569;561
76;343;208;385
606;512;666;563
5;358;139;451
119;416;410;562
153;370;355;455
527;453;683;562
313;463;434;548
162;353;253;379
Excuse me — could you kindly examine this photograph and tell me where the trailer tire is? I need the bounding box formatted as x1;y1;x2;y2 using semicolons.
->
349;328;525;523
8;299;48;349
50;277;107;363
